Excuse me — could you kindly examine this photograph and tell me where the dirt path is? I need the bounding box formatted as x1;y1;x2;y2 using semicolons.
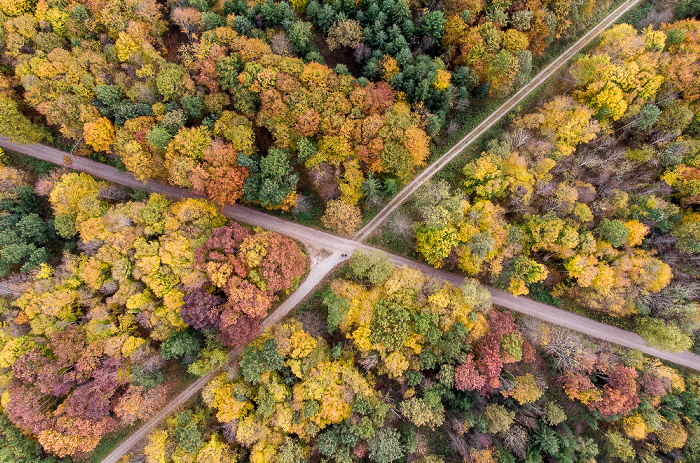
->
99;253;342;463
3;135;700;372
4;135;700;463
352;0;643;243
383;253;700;371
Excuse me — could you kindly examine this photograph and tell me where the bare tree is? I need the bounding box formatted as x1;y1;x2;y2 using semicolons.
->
445;428;470;459
651;132;677;145
501;425;530;459
521;317;595;372
78;239;105;255
0;273;31;297
446;121;461;136
386;209;415;242
358;352;379;371
638;8;673;28
655;90;678;107
99;279;119;297
222;420;238;443
99;185;130;201
270;32;295;56
506;128;532;149
455;97;470;112
293;194;313;216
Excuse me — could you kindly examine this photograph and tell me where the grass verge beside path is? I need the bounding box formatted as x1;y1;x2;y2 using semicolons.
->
368;0;677;352
2;147;57;177
83;423;142;463
98;254;342;463
80;363;196;463
353;0;645;243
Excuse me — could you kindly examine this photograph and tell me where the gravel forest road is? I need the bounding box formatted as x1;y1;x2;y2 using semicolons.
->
2;6;697;455
352;0;643;243
99;254;342;463
3;136;699;372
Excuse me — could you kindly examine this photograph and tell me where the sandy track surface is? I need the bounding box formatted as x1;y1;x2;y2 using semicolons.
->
2;136;697;372
353;0;643;242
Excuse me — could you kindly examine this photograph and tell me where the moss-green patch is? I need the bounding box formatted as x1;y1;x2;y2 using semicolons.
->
1;148;57;178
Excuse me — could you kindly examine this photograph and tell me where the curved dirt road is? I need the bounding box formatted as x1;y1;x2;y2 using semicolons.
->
4;136;700;463
2;136;699;372
100;253;343;463
353;0;642;242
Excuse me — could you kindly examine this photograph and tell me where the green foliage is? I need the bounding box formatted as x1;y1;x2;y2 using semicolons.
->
53;214;76;239
532;424;560;456
370;299;411;351
94;84;123;108
240;149;299;209
161;110;186;133
181;94;203;119
318;426;350;462
685;420;700;461
485;404;515;434
277;438;308;463
500;333;524;360
323;288;351;333
349;251;394;285
161;329;204;360
636;104;660;131
287;21;313;53
353;396;373;415
368;427;405;463
145;126;173;152
188;345;229;376
355;416;377;440
406;370;424;387
113;101;153;125
596;219;629;247
0;413;51;463
130;365;165;391
421;11;445;40
296;137;317;163
0;96;52;144
201;11;225;30
173;411;203;454
217;56;244;91
543;402;567;426
638;317;693;352
362;173;383;206
656;103;694;135
156;64;187;102
604;431;635;462
239;338;284;383
0;187;56;276
437;364;455;388
400;396;444;429
673;220;700;253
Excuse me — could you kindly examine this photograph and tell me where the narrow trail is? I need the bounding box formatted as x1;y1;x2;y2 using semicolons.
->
100;254;342;463
1;6;694;455
4;135;699;373
352;0;642;243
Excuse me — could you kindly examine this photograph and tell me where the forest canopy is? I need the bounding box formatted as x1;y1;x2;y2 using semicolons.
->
140;254;700;462
401;19;700;353
0;170;308;458
0;0;632;234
